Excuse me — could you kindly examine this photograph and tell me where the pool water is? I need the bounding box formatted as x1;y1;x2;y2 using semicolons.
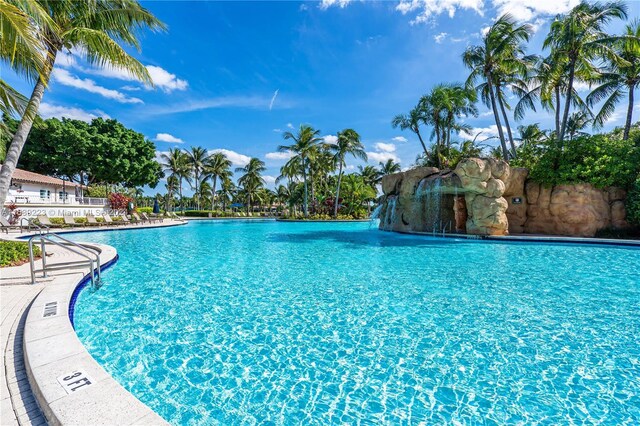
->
71;220;640;425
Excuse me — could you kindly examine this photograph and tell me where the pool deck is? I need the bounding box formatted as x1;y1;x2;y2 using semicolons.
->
1;220;183;425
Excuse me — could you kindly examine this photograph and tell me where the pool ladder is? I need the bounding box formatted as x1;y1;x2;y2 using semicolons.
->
25;219;102;288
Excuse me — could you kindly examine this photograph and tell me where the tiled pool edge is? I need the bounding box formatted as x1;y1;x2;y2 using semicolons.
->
22;243;169;426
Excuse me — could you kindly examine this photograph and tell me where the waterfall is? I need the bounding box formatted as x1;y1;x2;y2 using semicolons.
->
382;197;397;231
369;203;383;229
416;178;442;233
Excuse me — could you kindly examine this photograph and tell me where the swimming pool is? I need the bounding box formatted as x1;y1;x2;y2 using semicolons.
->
71;220;640;424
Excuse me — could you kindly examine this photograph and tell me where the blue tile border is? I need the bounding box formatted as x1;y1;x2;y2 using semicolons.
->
68;254;119;328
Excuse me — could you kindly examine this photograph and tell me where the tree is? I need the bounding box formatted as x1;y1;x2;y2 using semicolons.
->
278;125;322;217
204;152;232;210
329;129;367;217
544;1;628;143
340;174;377;217
463;14;533;161
0;0;165;206
161;148;191;213
236;158;266;215
587;19;640;139
379;159;401;176
392;105;430;158
358;165;381;188
185;146;208;210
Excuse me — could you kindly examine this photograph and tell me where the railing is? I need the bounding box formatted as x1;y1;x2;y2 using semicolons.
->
78;197;108;205
28;232;102;288
20;217;49;234
7;195;108;206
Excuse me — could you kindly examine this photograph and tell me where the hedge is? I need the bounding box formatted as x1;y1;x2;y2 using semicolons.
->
1;241;41;267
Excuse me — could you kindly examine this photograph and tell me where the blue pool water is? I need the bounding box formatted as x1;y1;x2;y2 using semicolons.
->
71;221;640;424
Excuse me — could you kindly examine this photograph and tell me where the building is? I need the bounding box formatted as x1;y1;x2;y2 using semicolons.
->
4;169;110;218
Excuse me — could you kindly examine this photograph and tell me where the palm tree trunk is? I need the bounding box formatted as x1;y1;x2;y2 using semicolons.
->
487;76;509;161
179;177;184;213
558;60;576;145
0;48;57;206
211;176;217;210
496;89;517;158
334;162;343;218
554;86;561;137
624;83;635;140
302;157;308;217
415;130;429;158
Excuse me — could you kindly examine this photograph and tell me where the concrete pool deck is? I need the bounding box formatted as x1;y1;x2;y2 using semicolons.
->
1;219;184;425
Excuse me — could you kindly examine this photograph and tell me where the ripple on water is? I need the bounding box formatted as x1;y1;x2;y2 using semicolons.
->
71;221;640;425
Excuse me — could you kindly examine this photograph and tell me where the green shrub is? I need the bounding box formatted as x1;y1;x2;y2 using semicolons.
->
0;241;41;267
626;174;640;226
137;207;153;214
49;217;64;225
526;133;640;190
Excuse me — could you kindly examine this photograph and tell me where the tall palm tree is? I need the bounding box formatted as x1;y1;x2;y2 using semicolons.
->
160;148;191;213
278;125;322;217
236;158;266;215
329;129;367;217
164;174;178;211
204;152;232;210
0;0;165;206
218;176;235;213
185;146;208;210
463;14;532;161
391;105;430;158
544;1;628;143
379;159;401;176
587;19;640;139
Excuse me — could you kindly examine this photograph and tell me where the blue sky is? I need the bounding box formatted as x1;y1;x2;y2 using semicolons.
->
4;0;639;193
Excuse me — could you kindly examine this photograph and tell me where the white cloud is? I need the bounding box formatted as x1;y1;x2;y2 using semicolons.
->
392;136;408;143
396;0;484;23
269;89;279;110
480;26;491;36
323;135;338;144
367;151;400;163
319;0;353;10
573;80;592;93
209;149;251;166
154;133;184;144
463;125;507;141
287;123;294;129
265;151;293;160
144;95;283;116
38;102;110;122
434;32;448;43
374;142;396;153
492;0;579;22
52;69;143;104
263;175;277;184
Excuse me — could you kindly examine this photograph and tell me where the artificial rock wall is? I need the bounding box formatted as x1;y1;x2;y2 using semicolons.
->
379;158;629;237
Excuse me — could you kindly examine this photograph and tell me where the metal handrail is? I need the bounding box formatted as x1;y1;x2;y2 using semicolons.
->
28;233;101;288
46;233;102;283
20;217;49;234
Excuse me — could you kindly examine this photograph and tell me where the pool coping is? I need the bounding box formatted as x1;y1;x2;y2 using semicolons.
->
387;228;640;247
22;243;170;426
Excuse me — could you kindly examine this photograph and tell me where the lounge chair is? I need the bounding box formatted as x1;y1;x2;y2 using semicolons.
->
102;213;120;226
0;217;21;234
132;212;148;223
86;214;104;227
36;215;56;228
119;214;134;225
141;212;158;223
63;216;83;227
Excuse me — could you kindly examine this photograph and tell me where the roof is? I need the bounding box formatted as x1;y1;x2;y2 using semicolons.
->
11;168;82;187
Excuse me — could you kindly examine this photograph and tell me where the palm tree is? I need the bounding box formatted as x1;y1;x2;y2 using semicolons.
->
236;158;266;215
0;0;165;206
463;14;532;161
329;129;367;217
566;111;591;140
185;146;208;210
164;174;178;211
278;125;322;217
587;19;640;139
379;159;401;176
392;105;430;158
358;165;381;188
204;152;232;210
160;148;191;213
544;1;628;143
218;176;235;213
